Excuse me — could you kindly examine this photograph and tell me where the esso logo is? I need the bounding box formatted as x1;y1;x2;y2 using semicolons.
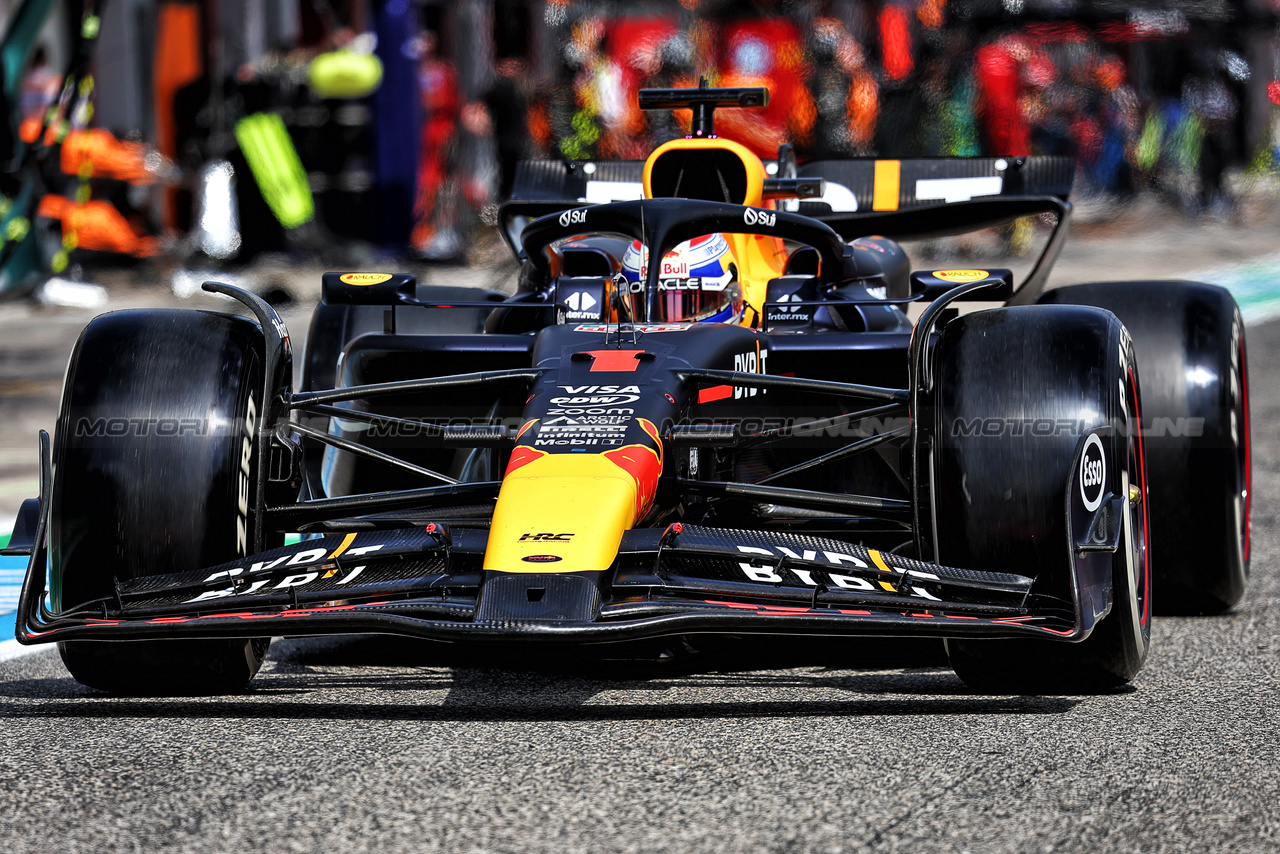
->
559;208;588;228
1079;433;1106;512
743;208;777;227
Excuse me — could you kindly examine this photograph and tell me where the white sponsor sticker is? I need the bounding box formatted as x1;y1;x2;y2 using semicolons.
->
915;176;1003;203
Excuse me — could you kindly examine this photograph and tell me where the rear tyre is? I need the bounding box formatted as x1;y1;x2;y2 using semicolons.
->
1037;282;1249;614
934;306;1151;693
52;310;274;694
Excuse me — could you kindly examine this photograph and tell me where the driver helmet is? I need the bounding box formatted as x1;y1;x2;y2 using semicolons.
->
619;234;742;323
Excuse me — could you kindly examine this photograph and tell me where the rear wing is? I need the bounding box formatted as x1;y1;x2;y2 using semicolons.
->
501;155;1076;304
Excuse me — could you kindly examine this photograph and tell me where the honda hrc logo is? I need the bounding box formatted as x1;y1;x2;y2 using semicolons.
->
743;208;776;227
519;532;574;542
559;208;588;227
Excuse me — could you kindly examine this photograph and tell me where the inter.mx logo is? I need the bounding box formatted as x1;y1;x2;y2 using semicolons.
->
776;293;803;313
565;291;597;312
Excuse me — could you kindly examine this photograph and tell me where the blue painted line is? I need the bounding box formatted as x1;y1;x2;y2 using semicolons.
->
1;532;28;650
0;529;302;657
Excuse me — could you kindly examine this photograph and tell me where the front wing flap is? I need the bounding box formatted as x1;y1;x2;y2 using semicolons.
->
18;520;1081;645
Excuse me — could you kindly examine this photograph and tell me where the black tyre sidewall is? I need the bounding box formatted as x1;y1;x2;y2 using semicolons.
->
52;309;270;694
934;306;1149;692
1038;282;1249;614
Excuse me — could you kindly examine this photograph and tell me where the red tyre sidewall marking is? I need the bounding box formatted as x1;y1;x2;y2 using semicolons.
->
1130;368;1151;627
1240;334;1251;563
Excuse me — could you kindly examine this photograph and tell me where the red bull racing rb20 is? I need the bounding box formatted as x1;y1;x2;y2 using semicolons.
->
5;86;1250;694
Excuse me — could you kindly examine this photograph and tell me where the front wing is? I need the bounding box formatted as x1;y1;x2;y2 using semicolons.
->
17;520;1082;646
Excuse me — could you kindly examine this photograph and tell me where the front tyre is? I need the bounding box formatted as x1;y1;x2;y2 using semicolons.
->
933;306;1151;693
52;310;274;694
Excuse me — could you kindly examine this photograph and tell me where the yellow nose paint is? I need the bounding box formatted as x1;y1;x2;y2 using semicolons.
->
484;454;639;573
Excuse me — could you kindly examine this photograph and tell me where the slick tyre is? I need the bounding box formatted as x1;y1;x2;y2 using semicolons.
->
934;306;1151;693
1037;282;1249;614
52;310;273;694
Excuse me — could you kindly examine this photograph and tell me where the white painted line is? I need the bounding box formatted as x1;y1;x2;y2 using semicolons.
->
0;638;45;663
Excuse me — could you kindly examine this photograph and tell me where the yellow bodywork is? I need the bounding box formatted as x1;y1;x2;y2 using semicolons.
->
641;137;790;329
483;453;641;573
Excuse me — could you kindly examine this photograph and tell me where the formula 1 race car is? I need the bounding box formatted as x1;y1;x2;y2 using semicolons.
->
5;86;1250;694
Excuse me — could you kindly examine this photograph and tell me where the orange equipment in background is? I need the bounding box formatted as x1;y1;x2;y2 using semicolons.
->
59;128;157;184
37;195;162;257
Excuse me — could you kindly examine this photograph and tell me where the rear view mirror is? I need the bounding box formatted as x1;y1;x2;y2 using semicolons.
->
321;272;417;305
911;268;1013;302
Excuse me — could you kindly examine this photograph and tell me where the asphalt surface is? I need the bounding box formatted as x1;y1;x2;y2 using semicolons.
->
1;198;1278;852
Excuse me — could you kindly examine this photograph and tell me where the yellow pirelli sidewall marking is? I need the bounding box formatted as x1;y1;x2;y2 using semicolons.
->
484;454;639;573
872;160;901;211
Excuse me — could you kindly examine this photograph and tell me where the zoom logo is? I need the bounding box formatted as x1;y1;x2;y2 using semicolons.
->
1079;433;1106;512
